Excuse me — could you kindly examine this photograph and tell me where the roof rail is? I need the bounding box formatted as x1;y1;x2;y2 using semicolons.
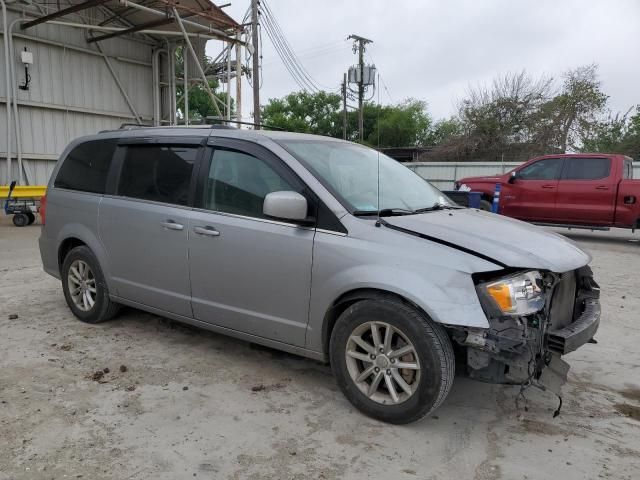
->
205;117;285;131
117;123;154;130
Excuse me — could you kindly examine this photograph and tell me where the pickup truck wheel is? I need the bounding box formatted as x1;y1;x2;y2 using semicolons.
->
330;298;455;424
61;246;119;323
479;199;493;211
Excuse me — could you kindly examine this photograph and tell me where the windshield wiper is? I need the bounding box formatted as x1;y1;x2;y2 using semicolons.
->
414;202;462;213
353;208;416;217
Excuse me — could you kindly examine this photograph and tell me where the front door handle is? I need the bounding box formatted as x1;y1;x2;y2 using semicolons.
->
595;185;609;190
160;220;184;231
541;185;556;189
194;226;220;237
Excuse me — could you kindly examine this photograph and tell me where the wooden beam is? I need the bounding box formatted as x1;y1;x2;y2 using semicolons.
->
21;0;111;30
87;17;174;43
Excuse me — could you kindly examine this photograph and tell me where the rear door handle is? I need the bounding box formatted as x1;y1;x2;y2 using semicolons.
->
193;226;220;237
595;185;609;190
160;220;184;231
541;185;556;189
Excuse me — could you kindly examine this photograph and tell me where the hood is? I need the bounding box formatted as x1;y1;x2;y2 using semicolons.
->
458;174;507;184
385;209;591;272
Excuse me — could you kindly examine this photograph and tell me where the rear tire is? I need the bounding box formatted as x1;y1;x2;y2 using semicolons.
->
26;212;36;225
479;199;493;212
330;297;455;424
12;213;28;227
61;246;119;323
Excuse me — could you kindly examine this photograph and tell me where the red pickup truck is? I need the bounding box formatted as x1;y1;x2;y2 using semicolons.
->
455;154;640;231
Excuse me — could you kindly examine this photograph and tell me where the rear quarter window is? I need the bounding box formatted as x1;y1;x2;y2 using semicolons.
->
562;158;611;180
623;158;633;179
54;139;117;193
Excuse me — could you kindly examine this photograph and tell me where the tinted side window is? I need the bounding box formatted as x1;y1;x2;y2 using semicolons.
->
518;158;562;180
562;158;610;180
54;139;117;193
118;145;197;206
203;148;295;219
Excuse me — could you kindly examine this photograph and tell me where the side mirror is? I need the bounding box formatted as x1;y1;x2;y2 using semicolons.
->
508;171;518;184
263;191;310;222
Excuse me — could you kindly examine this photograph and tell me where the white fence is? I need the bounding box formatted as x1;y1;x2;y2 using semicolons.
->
406;161;640;191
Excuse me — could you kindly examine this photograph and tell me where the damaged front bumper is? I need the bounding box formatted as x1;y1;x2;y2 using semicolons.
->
547;297;600;355
453;266;601;392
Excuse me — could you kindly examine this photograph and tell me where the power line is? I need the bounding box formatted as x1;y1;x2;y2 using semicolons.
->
261;0;320;89
261;0;338;92
260;2;320;91
260;11;317;91
261;43;347;67
366;51;394;103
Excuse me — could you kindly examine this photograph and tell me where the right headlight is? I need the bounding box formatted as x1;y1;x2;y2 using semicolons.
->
482;271;546;316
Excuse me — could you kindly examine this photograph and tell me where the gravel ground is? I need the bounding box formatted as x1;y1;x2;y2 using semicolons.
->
1;216;639;480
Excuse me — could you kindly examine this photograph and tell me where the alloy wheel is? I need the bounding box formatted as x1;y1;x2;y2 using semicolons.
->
345;321;421;405
67;260;97;312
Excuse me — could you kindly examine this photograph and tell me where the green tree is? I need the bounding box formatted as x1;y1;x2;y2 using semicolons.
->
535;64;608;151
424;118;462;146
261;91;342;135
364;99;432;147
429;65;612;162
581;106;640;158
261;92;434;147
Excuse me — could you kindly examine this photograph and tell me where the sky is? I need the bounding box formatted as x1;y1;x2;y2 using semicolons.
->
208;0;640;123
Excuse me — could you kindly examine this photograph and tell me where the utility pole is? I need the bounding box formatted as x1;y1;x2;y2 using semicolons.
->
342;72;347;140
348;34;372;142
251;0;261;128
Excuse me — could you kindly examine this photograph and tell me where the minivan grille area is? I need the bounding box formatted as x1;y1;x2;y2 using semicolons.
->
548;271;577;330
546;267;600;355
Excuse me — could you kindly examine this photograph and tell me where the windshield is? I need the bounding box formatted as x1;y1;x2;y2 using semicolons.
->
278;139;452;214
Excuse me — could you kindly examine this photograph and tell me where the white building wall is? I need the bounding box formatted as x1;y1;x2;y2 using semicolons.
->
1;5;155;184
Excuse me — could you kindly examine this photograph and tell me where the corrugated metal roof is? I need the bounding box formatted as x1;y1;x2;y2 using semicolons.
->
19;1;242;42
102;0;241;32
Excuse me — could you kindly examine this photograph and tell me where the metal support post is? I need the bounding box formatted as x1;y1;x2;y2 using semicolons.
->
183;43;189;125
226;42;232;120
235;32;242;127
251;0;260;127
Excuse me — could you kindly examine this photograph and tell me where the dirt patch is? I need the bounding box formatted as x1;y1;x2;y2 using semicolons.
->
614;403;640;421
251;380;289;392
513;418;568;436
619;386;640;402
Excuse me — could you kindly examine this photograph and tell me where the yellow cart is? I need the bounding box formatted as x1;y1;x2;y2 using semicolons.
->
1;182;47;227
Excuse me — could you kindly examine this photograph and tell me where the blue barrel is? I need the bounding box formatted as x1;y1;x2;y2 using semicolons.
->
467;192;481;209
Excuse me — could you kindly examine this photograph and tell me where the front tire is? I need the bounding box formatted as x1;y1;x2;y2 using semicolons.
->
330;298;455;424
61;246;119;323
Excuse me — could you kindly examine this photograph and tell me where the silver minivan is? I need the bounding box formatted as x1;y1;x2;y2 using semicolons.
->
39;127;600;424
